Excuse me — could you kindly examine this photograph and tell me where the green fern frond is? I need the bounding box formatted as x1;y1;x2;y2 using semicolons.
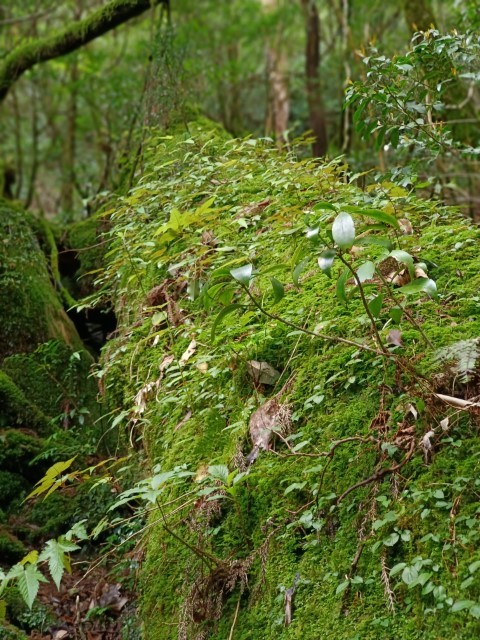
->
435;338;480;383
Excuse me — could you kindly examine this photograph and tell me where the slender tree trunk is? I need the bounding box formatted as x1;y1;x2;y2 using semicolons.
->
340;0;352;153
227;42;242;135
25;83;39;208
60;59;78;218
262;0;290;145
11;88;24;199
300;0;327;156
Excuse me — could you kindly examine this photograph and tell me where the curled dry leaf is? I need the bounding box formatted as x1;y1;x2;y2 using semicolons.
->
414;265;428;279
421;430;435;462
405;403;418;420
159;354;175;372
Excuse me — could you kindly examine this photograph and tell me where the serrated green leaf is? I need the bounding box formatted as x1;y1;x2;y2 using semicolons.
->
342;206;399;229
151;311;167;326
402;566;418;585
332;212;355;249
470;604;480;619
208;465;230;484
39;539;78;590
211;304;244;340
318;249;336;277
368;294;383;318
383;532;399;546
469;560;480;574
17;564;47;609
151;470;176;490
398;277;438;299
390;562;407;577
336;579;350;595
65;520;89;541
270;277;285;303
356;261;375;283
336;268;349;305
293;258;310;286
451;600;475;612
230;264;253;286
284;481;307;495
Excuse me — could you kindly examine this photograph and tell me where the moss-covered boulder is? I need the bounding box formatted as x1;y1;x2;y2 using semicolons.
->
0;201;82;361
100;124;480;639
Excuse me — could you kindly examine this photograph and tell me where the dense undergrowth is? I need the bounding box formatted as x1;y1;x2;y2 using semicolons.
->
94;120;480;639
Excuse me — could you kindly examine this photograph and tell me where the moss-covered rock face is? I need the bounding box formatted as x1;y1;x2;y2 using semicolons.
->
0;200;82;361
101;123;480;639
63;212;110;299
2;340;95;424
0;371;48;433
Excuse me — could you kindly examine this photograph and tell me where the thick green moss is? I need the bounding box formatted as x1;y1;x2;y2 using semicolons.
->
0;371;48;433
0;623;28;640
0;430;44;481
0;527;26;563
0;201;82;361
101;124;480;639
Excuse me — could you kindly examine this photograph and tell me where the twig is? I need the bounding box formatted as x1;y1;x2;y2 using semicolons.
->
228;593;242;640
242;285;386;356
336;442;415;505
337;253;387;354
435;393;480;410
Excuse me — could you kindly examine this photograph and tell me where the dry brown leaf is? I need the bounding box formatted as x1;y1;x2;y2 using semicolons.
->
398;218;413;235
159;354;174;372
180;339;197;365
387;329;403;347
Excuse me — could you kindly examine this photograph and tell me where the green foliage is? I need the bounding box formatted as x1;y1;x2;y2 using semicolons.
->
0;523;88;614
346;29;480;195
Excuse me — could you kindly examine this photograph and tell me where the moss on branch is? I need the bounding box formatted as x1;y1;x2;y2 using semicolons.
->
0;0;165;101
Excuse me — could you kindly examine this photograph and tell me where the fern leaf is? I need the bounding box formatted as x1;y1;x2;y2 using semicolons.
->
435;338;480;383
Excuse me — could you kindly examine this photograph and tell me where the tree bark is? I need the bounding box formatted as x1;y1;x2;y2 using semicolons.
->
0;0;165;102
300;0;327;157
60;59;79;218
